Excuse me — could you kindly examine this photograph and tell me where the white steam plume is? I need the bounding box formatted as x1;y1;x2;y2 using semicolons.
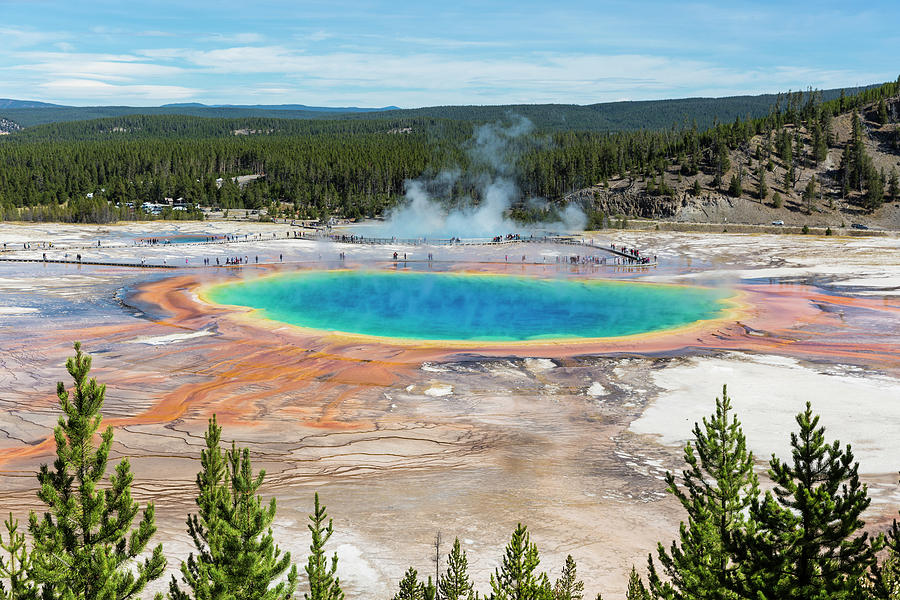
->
369;116;585;238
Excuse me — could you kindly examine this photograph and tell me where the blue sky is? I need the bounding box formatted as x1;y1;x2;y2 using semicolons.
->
1;0;898;107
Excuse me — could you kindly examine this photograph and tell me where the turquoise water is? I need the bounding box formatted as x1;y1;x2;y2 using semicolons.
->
206;271;731;341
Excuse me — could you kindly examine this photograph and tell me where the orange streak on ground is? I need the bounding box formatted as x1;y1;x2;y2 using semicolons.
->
1;266;897;471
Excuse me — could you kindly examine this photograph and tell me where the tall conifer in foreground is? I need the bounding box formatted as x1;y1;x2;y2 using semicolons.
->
870;496;900;599
489;524;552;600
305;493;343;600
394;568;426;600
439;538;474;600
648;385;758;600
28;342;165;600
170;416;298;600
624;567;649;600
169;416;228;599
741;402;879;599
552;555;584;600
0;514;38;600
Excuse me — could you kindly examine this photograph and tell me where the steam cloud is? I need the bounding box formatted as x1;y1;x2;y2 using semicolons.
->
371;116;586;238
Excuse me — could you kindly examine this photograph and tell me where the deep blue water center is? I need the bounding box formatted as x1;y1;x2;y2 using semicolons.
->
206;271;731;341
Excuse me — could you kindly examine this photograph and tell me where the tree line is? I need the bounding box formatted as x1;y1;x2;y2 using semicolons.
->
0;80;897;224
3;344;900;599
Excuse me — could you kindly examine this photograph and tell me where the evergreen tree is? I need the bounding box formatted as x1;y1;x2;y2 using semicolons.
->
0;514;38;600
871;516;900;600
727;171;742;198
756;163;768;201
305;493;343;600
552;556;583;600
691;179;701;196
395;568;426;600
169;416;228;600
889;169;899;201
28;342;165;600
489;525;552;600
170;417;298;600
648;386;758;600
625;568;649;600
803;177;817;214
741;402;879;599
439;539;474;600
866;171;885;211
877;99;889;125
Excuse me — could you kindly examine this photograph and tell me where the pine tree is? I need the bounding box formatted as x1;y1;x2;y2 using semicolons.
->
170;416;299;600
0;514;38;600
877;99;889;125
170;416;228;600
889;169;899;201
625;567;649;600
727;172;742;198
28;342;165;600
756;163;768;201
648;386;758;600
489;524;552;600
803;177;817;214
395;568;426;600
306;493;343;600
871;516;900;600
439;539;474;600
741;402;880;599
552;555;583;600
866;170;885;211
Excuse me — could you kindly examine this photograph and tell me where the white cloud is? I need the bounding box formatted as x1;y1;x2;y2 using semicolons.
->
201;32;266;44
172;46;887;106
38;78;196;102
14;51;186;82
0;26;66;48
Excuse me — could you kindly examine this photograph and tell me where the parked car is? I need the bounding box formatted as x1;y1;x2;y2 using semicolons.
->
851;223;869;230
771;220;784;225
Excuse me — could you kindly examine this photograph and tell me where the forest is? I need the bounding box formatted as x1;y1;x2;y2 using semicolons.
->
0;80;897;224
0;84;875;130
3;343;900;600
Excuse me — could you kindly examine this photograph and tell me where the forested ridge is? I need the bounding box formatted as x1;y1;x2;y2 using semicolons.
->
0;84;876;130
0;80;897;224
4;344;900;599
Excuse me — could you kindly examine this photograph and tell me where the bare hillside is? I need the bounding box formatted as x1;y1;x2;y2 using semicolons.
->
569;96;900;229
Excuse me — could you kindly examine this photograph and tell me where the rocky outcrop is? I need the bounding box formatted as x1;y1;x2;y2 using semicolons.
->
565;187;682;219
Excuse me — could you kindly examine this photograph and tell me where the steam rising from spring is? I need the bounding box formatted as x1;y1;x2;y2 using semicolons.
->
373;116;586;238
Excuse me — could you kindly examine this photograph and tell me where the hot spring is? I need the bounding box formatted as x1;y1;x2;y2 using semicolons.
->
204;271;733;342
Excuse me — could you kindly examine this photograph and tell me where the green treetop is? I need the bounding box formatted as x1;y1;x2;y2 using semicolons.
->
648;385;759;600
489;525;552;600
28;342;165;600
169;416;298;600
741;402;880;599
0;514;38;600
305;493;343;600
625;567;649;600
552;555;584;600
439;538;475;600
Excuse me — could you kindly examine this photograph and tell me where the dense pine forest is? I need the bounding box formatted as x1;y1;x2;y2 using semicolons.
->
4;343;900;600
0;85;875;130
0;80;897;224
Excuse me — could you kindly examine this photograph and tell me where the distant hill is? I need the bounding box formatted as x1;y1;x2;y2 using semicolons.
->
0;99;67;109
163;102;399;112
0;85;878;132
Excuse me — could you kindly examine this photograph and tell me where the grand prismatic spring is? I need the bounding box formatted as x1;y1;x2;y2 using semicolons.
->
203;271;732;341
1;221;899;597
